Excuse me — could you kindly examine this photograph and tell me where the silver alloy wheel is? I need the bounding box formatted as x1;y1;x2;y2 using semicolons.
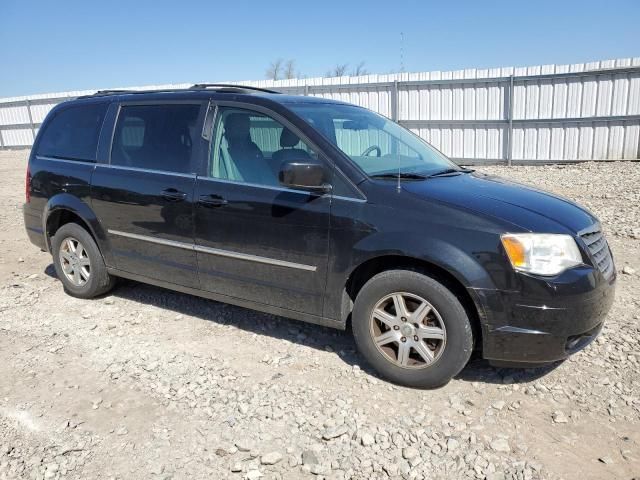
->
59;237;91;287
369;292;447;369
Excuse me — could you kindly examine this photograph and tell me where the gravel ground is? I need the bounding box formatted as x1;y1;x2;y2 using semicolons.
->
0;150;639;480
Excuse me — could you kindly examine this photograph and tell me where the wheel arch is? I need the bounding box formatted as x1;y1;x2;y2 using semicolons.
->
43;194;114;266
341;254;486;351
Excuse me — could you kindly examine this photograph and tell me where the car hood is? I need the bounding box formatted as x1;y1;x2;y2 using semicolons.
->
401;172;598;233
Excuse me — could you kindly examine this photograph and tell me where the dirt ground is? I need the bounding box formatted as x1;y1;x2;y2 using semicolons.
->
0;150;638;480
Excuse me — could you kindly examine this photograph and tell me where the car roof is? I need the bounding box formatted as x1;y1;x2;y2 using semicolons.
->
72;86;353;109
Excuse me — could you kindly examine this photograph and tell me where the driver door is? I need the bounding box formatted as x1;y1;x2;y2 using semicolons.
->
194;105;332;316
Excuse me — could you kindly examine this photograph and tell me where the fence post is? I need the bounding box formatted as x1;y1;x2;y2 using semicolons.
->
506;75;514;166
26;99;36;143
304;84;310;96
0;126;4;148
391;80;399;121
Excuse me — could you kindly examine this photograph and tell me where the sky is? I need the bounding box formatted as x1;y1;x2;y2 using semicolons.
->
1;0;639;97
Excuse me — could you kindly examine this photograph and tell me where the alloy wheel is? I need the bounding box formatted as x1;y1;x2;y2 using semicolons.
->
369;292;446;369
59;237;91;287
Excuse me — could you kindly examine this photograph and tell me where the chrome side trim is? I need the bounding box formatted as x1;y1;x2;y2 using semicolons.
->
108;229;192;250
97;164;196;179
196;176;366;203
95;164;364;202
194;244;316;271
196;175;321;197
107;229;317;272
36;155;95;165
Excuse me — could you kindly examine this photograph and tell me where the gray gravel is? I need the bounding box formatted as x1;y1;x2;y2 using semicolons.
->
0;151;639;480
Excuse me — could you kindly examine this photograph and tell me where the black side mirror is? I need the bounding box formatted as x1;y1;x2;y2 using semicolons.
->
279;161;331;193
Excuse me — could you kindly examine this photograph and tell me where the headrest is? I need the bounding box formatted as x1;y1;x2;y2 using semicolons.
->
225;113;251;142
280;128;300;148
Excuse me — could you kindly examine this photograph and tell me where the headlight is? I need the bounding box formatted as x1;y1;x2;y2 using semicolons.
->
501;233;583;276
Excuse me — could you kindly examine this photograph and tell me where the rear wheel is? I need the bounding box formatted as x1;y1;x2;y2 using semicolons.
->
352;270;473;388
52;223;115;299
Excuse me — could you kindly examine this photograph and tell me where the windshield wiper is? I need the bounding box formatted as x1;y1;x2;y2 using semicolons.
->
369;172;428;180
370;168;474;181
426;168;474;178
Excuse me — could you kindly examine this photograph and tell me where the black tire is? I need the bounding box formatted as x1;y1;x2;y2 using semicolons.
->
352;270;473;389
51;222;115;299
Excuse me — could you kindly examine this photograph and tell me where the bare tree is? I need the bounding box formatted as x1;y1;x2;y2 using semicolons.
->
284;59;297;79
266;58;284;80
266;58;300;80
351;61;368;76
326;63;349;77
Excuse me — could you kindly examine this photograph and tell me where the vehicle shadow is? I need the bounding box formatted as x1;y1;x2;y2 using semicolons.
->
44;263;367;367
456;357;563;385
44;264;561;388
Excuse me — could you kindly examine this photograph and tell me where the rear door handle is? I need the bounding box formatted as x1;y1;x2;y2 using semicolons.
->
198;194;228;207
161;188;187;202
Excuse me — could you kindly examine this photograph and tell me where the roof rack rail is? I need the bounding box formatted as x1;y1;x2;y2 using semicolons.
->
75;84;282;100
92;89;135;96
79;88;181;99
189;83;281;94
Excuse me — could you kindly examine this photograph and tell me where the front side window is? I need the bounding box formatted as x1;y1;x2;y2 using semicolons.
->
37;102;108;161
209;107;317;187
111;104;201;173
289;103;458;177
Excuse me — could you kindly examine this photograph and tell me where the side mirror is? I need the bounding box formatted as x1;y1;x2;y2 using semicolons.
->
279;161;331;193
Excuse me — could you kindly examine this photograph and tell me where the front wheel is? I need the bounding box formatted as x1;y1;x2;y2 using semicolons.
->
352;270;473;388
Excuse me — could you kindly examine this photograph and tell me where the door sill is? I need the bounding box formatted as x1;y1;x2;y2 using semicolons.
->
106;267;344;330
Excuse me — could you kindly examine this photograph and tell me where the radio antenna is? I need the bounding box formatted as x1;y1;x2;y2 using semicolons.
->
397;155;401;192
400;32;405;73
397;32;404;192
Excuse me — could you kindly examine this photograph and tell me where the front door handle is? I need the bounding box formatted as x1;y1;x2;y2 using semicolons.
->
161;188;187;202
199;194;228;208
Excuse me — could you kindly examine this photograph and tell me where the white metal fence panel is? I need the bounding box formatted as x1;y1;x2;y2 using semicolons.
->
1;58;639;163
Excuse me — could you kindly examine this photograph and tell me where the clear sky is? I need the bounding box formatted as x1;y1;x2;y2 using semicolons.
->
1;0;638;97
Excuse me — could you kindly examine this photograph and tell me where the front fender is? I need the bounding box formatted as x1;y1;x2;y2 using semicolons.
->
43;193;114;267
349;230;500;291
324;226;503;324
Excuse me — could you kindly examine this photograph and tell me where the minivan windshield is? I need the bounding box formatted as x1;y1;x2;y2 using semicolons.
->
289;103;459;177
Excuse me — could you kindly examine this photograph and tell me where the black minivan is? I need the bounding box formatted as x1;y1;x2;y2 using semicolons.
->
24;85;616;388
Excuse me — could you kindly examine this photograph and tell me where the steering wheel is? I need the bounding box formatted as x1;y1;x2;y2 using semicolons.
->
361;145;382;157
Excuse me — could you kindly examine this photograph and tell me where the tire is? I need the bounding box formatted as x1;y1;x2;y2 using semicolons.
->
51;222;115;299
352;270;473;389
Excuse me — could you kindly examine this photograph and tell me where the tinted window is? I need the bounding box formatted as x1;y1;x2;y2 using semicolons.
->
111;104;201;173
37;102;107;161
210;107;317;187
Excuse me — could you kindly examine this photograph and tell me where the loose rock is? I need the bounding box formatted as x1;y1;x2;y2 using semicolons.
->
260;451;283;465
490;438;511;453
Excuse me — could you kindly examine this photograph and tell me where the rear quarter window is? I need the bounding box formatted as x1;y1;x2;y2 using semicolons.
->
36;102;108;162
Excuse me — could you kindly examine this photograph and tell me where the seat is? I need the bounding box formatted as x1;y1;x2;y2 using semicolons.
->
272;128;313;167
224;113;277;185
158;125;192;173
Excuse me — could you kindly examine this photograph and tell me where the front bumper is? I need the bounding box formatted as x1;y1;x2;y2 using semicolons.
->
473;264;616;366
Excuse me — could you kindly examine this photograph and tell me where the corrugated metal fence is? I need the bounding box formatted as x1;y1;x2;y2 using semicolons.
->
1;57;639;164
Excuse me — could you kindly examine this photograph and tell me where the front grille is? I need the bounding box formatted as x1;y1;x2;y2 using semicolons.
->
579;224;614;279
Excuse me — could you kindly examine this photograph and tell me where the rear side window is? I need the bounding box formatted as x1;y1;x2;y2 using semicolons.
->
111;104;201;174
36;102;107;161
